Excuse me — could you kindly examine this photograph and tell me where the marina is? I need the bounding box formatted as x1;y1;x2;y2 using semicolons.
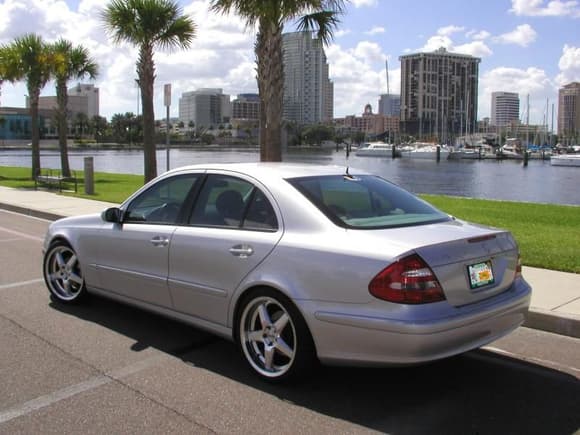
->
1;147;579;206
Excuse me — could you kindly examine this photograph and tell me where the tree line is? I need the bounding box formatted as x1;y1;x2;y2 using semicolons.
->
1;0;345;184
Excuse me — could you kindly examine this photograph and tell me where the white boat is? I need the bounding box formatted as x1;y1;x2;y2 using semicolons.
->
497;144;524;160
550;154;580;167
355;142;394;157
448;148;486;160
400;142;450;159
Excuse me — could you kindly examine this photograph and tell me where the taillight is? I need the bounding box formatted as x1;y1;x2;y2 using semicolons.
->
515;254;522;278
369;254;446;304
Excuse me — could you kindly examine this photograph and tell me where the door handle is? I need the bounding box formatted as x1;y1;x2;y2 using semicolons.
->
150;236;169;247
229;244;254;258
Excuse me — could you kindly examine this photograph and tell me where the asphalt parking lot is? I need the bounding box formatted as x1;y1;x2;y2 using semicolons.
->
1;210;579;434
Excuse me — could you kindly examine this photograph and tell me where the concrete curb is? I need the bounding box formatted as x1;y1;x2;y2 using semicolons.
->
1;200;579;340
0;202;63;222
524;308;580;339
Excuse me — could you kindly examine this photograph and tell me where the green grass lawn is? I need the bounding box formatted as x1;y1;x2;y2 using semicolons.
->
420;194;580;273
0;166;143;204
1;165;578;273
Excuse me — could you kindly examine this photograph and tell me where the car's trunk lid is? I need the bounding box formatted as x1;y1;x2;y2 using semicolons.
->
353;219;520;307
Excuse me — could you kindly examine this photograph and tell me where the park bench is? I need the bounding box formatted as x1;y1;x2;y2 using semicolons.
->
35;169;78;193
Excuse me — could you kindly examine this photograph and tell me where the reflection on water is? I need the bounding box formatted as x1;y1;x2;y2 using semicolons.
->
1;148;579;206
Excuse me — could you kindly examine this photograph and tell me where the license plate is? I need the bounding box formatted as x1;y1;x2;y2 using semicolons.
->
468;261;495;289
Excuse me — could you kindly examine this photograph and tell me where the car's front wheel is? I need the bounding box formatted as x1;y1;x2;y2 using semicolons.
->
43;241;87;304
237;289;316;382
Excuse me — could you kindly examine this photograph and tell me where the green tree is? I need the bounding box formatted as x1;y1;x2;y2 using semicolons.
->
210;0;344;162
51;39;98;176
1;34;54;177
102;0;196;183
91;115;108;143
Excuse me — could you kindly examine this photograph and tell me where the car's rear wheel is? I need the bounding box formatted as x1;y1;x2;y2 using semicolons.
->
43;241;87;304
237;289;316;382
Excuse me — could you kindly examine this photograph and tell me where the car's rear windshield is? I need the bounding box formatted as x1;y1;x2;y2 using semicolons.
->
287;174;451;229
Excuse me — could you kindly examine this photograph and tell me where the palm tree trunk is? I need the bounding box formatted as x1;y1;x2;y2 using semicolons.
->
56;80;71;177
256;19;283;162
139;44;157;183
29;87;41;178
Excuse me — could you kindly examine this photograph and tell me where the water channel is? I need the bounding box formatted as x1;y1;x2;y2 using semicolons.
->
1;147;579;206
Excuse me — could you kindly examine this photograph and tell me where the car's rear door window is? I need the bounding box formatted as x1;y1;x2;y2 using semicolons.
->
189;175;278;231
288;175;450;229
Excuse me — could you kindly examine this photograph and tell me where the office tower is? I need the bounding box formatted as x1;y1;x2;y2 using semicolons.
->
282;31;333;125
178;88;231;128
558;82;580;140
232;94;260;120
399;47;480;141
378;94;401;117
491;92;520;126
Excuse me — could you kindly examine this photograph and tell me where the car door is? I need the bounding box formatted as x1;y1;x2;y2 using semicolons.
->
96;173;201;307
168;173;283;326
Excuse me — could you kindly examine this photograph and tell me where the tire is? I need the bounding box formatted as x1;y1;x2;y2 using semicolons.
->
43;241;87;304
237;288;316;382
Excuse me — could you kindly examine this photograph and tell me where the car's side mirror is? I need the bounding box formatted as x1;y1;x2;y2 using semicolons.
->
102;207;123;223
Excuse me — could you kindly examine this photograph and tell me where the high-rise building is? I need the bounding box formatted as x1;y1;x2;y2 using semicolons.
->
378;94;400;117
232;93;260;120
558;82;580;139
399;47;480;142
491;91;520;126
282;31;333;125
178;88;231;129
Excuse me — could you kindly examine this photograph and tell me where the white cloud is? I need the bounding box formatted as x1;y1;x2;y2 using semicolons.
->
351;0;378;7
493;24;537;47
365;26;385;35
455;41;493;57
0;0;256;119
437;25;465;36
479;66;556;123
467;30;491;40
353;41;385;63
417;31;493;58
509;0;580;17
420;35;454;52
556;44;580;85
335;29;352;38
326;44;397;117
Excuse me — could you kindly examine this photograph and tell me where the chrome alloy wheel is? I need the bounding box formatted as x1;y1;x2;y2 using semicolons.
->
44;244;85;301
239;296;297;379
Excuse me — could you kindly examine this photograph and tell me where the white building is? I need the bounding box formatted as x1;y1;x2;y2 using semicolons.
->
491;91;520;127
282;31;333;125
35;83;99;118
178;88;232;129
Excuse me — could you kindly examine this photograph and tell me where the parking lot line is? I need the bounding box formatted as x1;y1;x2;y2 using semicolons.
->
0;354;169;424
0;279;44;291
0;227;44;242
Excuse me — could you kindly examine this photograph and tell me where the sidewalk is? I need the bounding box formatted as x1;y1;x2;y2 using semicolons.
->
1;185;579;339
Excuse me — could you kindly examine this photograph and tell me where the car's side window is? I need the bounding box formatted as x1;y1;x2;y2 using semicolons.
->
190;175;278;231
243;189;278;231
124;175;199;224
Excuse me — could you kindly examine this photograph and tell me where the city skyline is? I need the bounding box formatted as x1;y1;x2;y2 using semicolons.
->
0;0;579;126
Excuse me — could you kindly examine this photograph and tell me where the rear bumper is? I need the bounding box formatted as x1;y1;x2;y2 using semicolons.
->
299;277;531;366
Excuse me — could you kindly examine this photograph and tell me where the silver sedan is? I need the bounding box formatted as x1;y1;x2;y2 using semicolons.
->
42;163;531;382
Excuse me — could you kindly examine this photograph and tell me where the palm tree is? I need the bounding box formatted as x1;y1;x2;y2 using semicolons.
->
102;0;196;183
210;0;344;161
51;39;98;177
1;34;54;178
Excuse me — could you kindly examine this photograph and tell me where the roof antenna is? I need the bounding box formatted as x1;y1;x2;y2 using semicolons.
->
344;165;357;181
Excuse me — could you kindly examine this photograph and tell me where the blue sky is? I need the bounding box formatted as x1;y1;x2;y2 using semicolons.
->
1;0;579;127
